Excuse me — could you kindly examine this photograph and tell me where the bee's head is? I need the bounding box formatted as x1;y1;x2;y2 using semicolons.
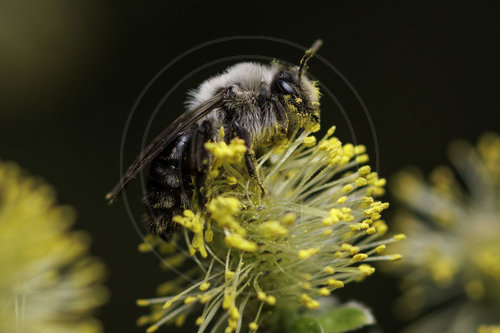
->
271;40;323;132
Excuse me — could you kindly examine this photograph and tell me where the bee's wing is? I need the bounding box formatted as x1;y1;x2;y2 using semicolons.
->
105;92;226;203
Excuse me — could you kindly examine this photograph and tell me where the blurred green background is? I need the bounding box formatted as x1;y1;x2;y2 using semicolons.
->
0;1;497;332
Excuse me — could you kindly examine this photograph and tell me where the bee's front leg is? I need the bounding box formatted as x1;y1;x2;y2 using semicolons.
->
232;121;266;196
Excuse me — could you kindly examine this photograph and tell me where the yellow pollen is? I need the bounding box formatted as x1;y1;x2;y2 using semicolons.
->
258;221;288;238
184;296;196;304
303;136;317;147
359;264;375;276
390;254;403;261
136;299;150;306
249;322;259;331
266;295;276;306
353;253;368;262
342;184;354;193
199;282;211;291
327;279;344;288
366;227;376;234
146;325;159;332
354;145;366;154
324;266;335;274
394;233;407;240
225;233;258;252
299;248;319;259
356;177;368;187
375;245;386;253
301;294;320;309
227;176;237;185
283;213;296;225
355;154;369;163
196;317;204;326
225;270;235;280
358;165;371;176
337;196;347;204
319;287;331;296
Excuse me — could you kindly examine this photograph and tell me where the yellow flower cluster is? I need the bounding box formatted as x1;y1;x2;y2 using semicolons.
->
137;126;402;333
0;162;108;333
389;132;500;333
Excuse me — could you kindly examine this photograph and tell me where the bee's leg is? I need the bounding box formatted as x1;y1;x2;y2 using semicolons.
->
271;96;289;138
189;120;213;205
232;121;266;195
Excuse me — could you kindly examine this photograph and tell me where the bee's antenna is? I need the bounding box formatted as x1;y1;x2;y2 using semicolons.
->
298;39;323;87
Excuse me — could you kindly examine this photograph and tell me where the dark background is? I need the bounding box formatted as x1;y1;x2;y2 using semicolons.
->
1;1;498;332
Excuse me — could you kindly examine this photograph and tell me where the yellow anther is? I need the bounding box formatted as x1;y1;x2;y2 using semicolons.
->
356;177;368;187
257;292;267;301
354;145;366;154
334;251;344;258
146;325;159;332
342;184;354;193
162;300;173;309
373;220;388;235
394;234;407;240
349;246;360;255
227;176;237;185
229;305;240;319
138;242;153;253
136;299;150;306
349;224;361;232
341;243;352;251
225;234;258;252
299;248;319;259
184;296;196;304
359;222;370;229
301;294;320;309
327;279;344;288
199;282;211;291
319;287;331;296
196;317;204;326
199;295;211;303
375;245;386;253
249;322;259;331
322;216;338;226
358;165;371;176
283;213;296;225
266;295;276;305
390;254;403;261
304;136;317;147
353;253;368;262
310;123;321;132
366;227;376;234
323;229;333;236
337;196;347;204
258;221;288;238
324;266;335;274
326;126;336;136
355;154;369;163
359;264;375;276
225;270;235;280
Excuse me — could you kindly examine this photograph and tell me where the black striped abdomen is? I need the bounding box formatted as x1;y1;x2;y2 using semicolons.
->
144;134;193;239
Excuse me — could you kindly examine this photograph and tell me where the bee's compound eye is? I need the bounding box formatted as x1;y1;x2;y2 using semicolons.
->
278;80;294;94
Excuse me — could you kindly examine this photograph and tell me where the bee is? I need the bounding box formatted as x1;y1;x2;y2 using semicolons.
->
106;40;323;239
